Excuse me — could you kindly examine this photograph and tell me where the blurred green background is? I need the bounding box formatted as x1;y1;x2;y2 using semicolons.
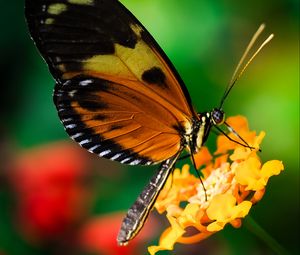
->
0;0;299;254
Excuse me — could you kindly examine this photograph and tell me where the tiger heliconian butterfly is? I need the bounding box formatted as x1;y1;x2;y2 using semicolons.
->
25;0;273;245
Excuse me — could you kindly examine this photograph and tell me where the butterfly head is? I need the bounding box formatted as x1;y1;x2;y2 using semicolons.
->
211;108;225;126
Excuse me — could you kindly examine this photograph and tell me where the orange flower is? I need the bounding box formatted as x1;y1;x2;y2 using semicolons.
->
148;116;284;255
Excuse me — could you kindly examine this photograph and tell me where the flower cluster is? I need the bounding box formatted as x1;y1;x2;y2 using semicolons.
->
148;116;284;254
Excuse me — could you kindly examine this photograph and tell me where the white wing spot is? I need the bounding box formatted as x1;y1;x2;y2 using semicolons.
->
68;90;77;97
42;4;47;12
130;159;141;165
66;124;76;129
62;118;73;122
71;133;83;139
121;157;131;164
79;80;93;86
88;144;100;152
99;150;111;157
111;153;123;160
79;139;90;146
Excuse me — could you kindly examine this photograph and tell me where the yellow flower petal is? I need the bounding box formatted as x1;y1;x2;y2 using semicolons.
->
261;160;284;179
148;228;180;255
255;131;266;147
234;157;262;190
148;213;185;255
207;221;225;232
230;131;265;161
155;165;198;213
235;157;284;191
148;204;203;255
206;194;252;232
178;203;200;226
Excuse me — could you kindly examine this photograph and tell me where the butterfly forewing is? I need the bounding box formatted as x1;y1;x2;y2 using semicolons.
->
26;0;197;165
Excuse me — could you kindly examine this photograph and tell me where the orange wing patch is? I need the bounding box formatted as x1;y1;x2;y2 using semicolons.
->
55;76;182;164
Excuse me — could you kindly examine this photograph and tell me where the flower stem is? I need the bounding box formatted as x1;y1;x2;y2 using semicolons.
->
244;216;290;255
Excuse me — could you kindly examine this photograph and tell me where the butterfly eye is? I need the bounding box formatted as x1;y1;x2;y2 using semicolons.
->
211;108;225;126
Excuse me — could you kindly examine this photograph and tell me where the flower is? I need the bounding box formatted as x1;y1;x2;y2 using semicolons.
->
148;116;284;255
79;212;158;255
8;141;93;242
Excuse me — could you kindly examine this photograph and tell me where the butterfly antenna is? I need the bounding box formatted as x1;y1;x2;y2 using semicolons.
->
229;24;266;85
219;24;274;109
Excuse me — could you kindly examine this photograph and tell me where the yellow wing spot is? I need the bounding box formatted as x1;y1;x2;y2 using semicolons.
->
83;55;134;79
81;23;165;82
82;40;166;82
115;40;165;82
47;3;67;15
68;0;94;5
45;18;55;25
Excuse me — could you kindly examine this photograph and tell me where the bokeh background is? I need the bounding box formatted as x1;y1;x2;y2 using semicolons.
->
0;0;299;254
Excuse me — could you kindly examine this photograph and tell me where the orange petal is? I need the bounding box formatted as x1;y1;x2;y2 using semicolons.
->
194;147;213;169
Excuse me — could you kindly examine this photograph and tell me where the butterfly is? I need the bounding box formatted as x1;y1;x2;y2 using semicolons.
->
25;0;273;246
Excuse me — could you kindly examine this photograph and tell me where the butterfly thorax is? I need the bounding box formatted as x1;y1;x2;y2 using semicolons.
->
190;108;225;153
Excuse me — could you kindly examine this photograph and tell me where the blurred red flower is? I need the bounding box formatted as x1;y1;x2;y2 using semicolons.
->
8;141;93;242
7;141;159;253
79;212;158;255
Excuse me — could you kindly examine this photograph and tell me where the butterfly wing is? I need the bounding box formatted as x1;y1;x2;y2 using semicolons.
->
25;0;197;165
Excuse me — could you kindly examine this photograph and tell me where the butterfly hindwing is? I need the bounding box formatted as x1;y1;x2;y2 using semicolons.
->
55;75;182;164
26;0;197;164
